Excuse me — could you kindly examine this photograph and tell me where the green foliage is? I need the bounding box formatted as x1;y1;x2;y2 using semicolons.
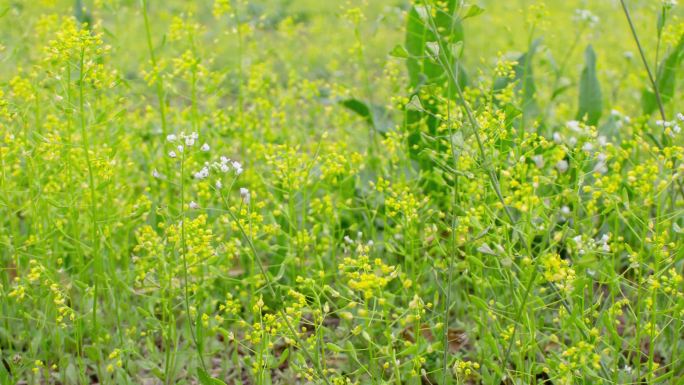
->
0;1;683;385
642;36;684;115
577;45;603;125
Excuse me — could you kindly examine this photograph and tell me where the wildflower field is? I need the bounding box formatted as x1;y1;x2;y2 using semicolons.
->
1;0;684;384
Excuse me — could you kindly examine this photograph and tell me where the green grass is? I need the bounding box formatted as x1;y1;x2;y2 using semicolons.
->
1;0;683;384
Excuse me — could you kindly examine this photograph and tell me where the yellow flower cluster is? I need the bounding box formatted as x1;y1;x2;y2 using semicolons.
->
541;253;576;293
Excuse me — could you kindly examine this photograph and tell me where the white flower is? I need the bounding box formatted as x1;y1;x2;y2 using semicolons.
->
189;201;199;209
561;206;571;216
674;125;682;134
201;143;210;152
574;9;599;26
219;163;230;173
169;151;177;158
232;161;243;175
183;132;198;146
533;155;545;169
215;180;222;189
566;120;581;132
556;159;569;173
194;166;209;180
239;187;250;204
177;144;184;153
677;112;684;122
553;132;563;143
166;134;177;142
582;142;593;152
344;235;353;244
152;169;161;179
663;0;677;9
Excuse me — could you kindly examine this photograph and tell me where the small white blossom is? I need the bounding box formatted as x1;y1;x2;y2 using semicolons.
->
167;134;177;142
566;120;581;132
677;112;684;122
169;151;177;158
201;143;210;152
189;201;199;209
152;169;161;179
232;161;243;175
574;9;599;26
556;159;569;173
177;144;184;153
240;187;250;204
183;132;198;146
194;166;209;180
215;180;222;189
533;155;545;169
663;0;677;9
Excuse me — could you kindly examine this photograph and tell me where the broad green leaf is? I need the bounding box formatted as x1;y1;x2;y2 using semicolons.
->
198;368;227;385
516;38;541;117
389;44;409;58
340;98;392;134
577;45;602;125
326;342;343;353
277;348;290;366
642;36;684;115
463;4;485;19
405;1;463;88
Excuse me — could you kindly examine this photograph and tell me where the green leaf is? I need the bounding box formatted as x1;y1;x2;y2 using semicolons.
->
389;44;409;58
340;98;392;134
463;4;485;19
405;1;463;88
642;36;684;115
198;368;227;385
326;342;343;353
577;45;602;125
277;348;290;366
516;38;541;117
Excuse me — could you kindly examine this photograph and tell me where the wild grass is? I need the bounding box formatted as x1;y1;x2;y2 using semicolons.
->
0;1;683;384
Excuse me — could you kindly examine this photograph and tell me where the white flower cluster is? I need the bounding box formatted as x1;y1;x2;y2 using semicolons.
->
192;157;244;181
573;233;611;255
551;120;610;175
663;0;677;9
166;131;201;158
164;131;250;204
573;9;599;26
656;113;683;137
